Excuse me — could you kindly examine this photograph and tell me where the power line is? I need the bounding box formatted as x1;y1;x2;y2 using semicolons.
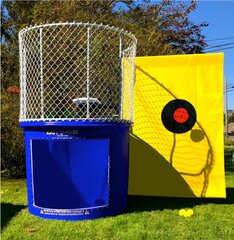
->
205;42;234;50
205;46;234;53
206;37;234;42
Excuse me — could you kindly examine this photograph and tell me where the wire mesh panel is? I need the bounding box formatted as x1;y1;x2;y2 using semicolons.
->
19;23;137;122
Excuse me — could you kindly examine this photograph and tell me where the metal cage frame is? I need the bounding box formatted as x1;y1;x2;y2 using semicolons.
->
19;22;137;123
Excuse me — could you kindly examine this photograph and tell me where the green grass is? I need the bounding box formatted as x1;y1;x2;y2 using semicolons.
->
1;146;234;239
1;172;234;240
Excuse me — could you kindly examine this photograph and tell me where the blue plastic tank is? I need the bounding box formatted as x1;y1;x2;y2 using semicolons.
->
21;121;130;220
19;23;136;220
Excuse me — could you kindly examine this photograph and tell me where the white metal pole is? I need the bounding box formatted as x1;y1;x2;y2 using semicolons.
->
225;76;229;140
130;45;136;122
40;28;44;118
19;33;23;121
86;27;90;118
23;42;27;120
119;33;123;119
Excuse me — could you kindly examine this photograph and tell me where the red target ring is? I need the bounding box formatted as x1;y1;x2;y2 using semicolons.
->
173;108;189;123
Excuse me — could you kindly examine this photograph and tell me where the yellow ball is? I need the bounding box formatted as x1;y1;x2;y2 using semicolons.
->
179;208;194;217
187;209;194;216
179;209;186;216
184;212;191;218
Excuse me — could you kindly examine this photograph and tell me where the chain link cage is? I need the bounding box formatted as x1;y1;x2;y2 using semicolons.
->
19;22;137;123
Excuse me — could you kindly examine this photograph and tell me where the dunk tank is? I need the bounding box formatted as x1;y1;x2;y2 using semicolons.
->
19;23;137;220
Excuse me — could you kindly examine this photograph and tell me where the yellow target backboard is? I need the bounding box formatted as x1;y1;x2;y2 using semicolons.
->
129;53;225;198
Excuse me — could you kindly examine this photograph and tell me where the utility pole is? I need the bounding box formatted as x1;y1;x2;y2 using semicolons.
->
225;76;228;140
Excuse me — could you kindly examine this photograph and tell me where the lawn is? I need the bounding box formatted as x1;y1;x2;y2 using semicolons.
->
1;150;234;240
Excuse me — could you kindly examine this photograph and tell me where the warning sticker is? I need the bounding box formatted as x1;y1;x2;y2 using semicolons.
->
40;208;90;216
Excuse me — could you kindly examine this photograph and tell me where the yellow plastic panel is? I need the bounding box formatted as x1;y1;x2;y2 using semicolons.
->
129;53;225;198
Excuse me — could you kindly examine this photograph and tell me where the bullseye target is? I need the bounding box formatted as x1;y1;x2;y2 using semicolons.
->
161;99;196;133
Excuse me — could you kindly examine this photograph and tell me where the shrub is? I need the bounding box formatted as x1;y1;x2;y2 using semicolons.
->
225;139;234;146
1;89;25;178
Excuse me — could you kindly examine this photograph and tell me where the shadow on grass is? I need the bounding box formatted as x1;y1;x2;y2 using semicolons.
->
127;188;234;213
1;203;26;230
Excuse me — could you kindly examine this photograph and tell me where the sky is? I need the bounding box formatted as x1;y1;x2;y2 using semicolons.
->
189;0;234;110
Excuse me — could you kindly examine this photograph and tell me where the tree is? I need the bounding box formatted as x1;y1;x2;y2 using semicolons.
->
1;89;25;178
1;0;208;88
1;0;207;177
117;0;208;55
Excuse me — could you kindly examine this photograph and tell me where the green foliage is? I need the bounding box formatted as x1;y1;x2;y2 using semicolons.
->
1;0;208;88
228;113;234;123
225;145;234;173
1;0;208;177
1;44;19;90
225;140;234;146
118;0;208;55
1;91;25;178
